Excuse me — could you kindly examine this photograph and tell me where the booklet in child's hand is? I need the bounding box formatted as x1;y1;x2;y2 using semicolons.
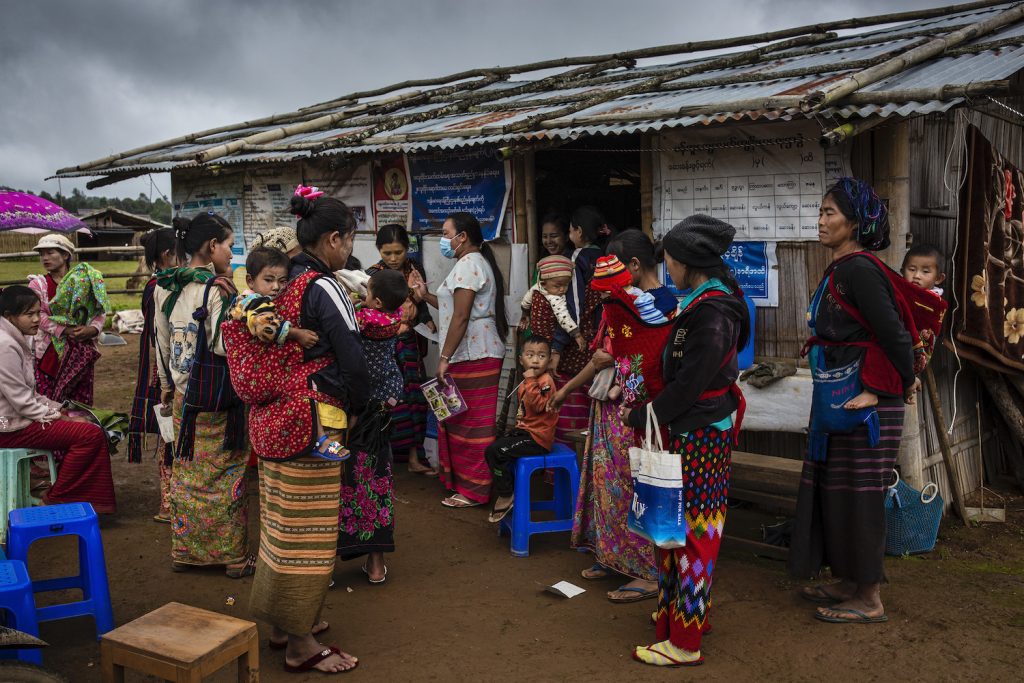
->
545;581;586;599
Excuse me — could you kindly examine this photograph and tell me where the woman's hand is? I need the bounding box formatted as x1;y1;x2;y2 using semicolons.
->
904;377;922;405
160;389;174;407
407;270;426;302
617;405;633;426
436;358;449;386
67;325;99;341
591;349;614;370
547;388;567;412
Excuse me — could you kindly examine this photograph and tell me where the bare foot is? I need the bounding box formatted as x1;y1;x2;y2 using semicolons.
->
364;552;387;583
608;578;657;602
844;390;879;410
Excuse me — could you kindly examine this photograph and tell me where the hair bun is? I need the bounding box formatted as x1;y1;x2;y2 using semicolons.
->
172;215;190;241
652;239;665;264
289;195;315;219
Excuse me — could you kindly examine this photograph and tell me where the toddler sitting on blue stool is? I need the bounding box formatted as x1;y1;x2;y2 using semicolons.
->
485;338;558;523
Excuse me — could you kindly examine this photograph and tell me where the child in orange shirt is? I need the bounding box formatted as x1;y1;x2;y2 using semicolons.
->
484;337;558;523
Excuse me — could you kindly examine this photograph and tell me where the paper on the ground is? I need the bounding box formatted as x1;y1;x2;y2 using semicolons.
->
414;323;438;342
546;581;586;598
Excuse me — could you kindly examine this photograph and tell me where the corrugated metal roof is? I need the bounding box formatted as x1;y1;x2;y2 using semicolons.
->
54;1;1024;179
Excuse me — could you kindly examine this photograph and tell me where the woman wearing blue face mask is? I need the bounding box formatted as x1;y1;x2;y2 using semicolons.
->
411;212;508;508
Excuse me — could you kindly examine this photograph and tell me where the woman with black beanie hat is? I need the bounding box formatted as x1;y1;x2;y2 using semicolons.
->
618;214;749;667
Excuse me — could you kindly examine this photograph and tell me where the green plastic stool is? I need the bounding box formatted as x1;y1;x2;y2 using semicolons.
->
1;449;57;545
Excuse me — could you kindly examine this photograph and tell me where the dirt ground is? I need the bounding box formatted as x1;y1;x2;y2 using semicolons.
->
22;336;1024;681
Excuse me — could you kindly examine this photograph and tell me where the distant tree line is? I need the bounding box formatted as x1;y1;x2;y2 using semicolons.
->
5;186;172;224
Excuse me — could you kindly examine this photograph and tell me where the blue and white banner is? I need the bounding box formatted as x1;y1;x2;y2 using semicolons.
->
723;241;777;307
408;149;511;240
661;240;777;307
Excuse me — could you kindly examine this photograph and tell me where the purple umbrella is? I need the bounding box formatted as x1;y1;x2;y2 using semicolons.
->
0;190;90;233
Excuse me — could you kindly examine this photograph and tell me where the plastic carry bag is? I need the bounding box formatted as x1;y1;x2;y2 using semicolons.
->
627;408;687;549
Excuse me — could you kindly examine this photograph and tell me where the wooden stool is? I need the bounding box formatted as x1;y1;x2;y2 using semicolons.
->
100;602;258;682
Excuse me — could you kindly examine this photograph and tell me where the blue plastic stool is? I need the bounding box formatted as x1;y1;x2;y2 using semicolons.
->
499;443;581;557
0;560;43;665
6;503;114;639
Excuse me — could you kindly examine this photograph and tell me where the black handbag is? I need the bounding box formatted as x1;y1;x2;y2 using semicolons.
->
175;279;246;460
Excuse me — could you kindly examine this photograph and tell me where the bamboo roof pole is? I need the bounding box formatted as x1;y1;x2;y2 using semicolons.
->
800;2;1024;111
193;90;435;163
385;32;831;144
103;73;515;166
471;48;927;113
57;101;357;174
493;32;835;137
528;80;1011;128
310;58;636;154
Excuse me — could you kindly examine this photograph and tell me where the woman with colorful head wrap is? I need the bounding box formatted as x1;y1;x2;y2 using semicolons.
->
789;177;917;626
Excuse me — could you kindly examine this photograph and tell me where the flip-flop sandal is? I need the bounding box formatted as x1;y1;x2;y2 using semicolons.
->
488;502;513;523
152;514;171;524
270;622;330;650
310;435;350;462
441;494;483;508
800;585;846;605
581;563;611;580
361;564;388;585
608;585;658;603
225;553;257;579
631;645;704;667
283;646;359;674
814;608;889;624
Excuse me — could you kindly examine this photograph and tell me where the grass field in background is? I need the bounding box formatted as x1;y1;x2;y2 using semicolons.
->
0;259;248;311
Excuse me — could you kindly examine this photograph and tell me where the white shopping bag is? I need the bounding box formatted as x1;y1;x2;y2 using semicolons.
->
153;404;175;443
627;408;687;549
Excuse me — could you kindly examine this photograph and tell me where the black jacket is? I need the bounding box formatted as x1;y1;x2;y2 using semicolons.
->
290;253;371;413
628;287;748;435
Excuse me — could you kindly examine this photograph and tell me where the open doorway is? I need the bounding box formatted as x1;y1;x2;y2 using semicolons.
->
534;134;641;233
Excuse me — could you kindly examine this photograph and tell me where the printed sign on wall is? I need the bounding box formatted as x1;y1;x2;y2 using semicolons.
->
408;148;511;240
172;174;246;266
654;121;848;241
373;155;412;229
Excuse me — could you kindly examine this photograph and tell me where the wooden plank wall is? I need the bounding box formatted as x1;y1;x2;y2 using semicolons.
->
908;100;1024;505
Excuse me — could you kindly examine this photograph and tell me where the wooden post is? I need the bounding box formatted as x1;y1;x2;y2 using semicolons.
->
640;134;654;238
512;156;528;246
524;150;539;273
873;119;925;490
923;366;970;525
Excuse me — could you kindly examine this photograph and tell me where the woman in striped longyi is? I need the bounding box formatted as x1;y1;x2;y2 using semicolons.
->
411;212;508;508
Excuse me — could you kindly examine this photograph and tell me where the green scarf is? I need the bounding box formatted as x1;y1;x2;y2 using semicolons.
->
155;266;216;318
49;262;112;357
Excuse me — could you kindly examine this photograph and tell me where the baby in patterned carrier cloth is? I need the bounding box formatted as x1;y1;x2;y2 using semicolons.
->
519;255;586;351
355;269;409;407
588;254;672;401
228;246;346;460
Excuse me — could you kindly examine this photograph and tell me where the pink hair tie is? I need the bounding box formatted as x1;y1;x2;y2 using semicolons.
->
294;184;324;200
598;224;611;236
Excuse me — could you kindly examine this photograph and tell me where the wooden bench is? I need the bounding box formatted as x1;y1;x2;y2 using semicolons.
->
100;601;258;683
730;450;802;515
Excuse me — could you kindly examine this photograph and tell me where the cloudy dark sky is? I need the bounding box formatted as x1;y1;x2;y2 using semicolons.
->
0;0;948;200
